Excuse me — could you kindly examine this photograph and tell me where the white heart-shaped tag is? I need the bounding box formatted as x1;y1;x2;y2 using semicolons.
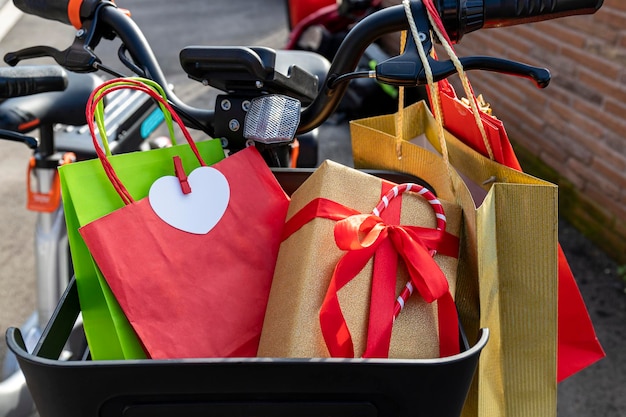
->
148;166;230;234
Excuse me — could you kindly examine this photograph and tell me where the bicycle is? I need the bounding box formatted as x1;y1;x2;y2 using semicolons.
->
2;0;604;416
0;64;167;416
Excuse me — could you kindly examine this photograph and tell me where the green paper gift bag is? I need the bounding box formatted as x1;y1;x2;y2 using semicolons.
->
59;78;225;360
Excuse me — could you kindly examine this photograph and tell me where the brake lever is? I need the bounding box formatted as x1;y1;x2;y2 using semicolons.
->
375;1;551;89
429;55;550;88
3;3;111;73
4;40;101;73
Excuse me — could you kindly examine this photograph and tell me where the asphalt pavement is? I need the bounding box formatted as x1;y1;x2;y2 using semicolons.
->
0;1;624;416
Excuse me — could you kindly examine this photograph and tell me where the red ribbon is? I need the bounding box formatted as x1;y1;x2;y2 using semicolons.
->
282;194;460;358
366;181;399;358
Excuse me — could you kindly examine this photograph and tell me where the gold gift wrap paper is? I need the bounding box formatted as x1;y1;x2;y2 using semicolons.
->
258;160;462;359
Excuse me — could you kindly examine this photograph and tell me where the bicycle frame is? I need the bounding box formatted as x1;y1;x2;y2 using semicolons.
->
0;134;73;417
0;69;167;417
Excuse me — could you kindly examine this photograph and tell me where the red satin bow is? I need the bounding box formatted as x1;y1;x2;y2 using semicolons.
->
321;212;460;358
334;213;456;302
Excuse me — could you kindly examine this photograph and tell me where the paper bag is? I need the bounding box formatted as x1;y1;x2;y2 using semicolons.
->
437;78;605;382
426;0;603;383
352;99;559;417
73;79;289;358
59;78;225;360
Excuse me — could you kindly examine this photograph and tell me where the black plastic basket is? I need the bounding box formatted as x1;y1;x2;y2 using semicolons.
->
7;169;489;417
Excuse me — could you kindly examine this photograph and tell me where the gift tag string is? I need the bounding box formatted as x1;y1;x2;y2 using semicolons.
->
395;1;491;323
394;31;407;160
403;0;494;160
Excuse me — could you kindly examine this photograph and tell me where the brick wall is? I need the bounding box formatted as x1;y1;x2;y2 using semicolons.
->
383;1;626;263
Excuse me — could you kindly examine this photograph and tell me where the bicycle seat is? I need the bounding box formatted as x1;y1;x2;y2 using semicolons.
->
0;70;103;132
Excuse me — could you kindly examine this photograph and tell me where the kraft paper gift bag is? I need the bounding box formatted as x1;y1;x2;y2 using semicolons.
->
427;0;602;400
436;70;604;384
258;159;463;359
76;80;289;359
352;99;559;417
352;7;559;416
59;78;225;359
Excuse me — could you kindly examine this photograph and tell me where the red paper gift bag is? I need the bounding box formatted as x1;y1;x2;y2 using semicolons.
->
437;80;521;171
79;80;289;359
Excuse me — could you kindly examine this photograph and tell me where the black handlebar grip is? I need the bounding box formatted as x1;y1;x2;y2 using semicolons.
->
0;66;67;98
482;0;604;28
12;0;101;28
437;0;603;41
13;0;72;25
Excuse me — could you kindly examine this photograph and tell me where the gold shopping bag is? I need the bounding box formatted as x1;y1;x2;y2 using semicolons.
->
351;99;558;417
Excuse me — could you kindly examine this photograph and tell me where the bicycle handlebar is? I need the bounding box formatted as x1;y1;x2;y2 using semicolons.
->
0;65;67;98
12;0;101;28
436;0;604;41
9;0;605;134
96;5;215;131
482;0;603;26
14;0;604;37
13;0;71;25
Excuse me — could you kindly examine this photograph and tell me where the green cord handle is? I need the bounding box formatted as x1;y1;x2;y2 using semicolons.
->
93;77;177;156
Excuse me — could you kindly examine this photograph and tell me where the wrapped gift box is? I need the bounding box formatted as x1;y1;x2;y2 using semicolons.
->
258;160;462;359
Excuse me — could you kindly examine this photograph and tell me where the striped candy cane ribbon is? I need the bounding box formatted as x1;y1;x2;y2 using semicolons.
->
372;183;447;320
